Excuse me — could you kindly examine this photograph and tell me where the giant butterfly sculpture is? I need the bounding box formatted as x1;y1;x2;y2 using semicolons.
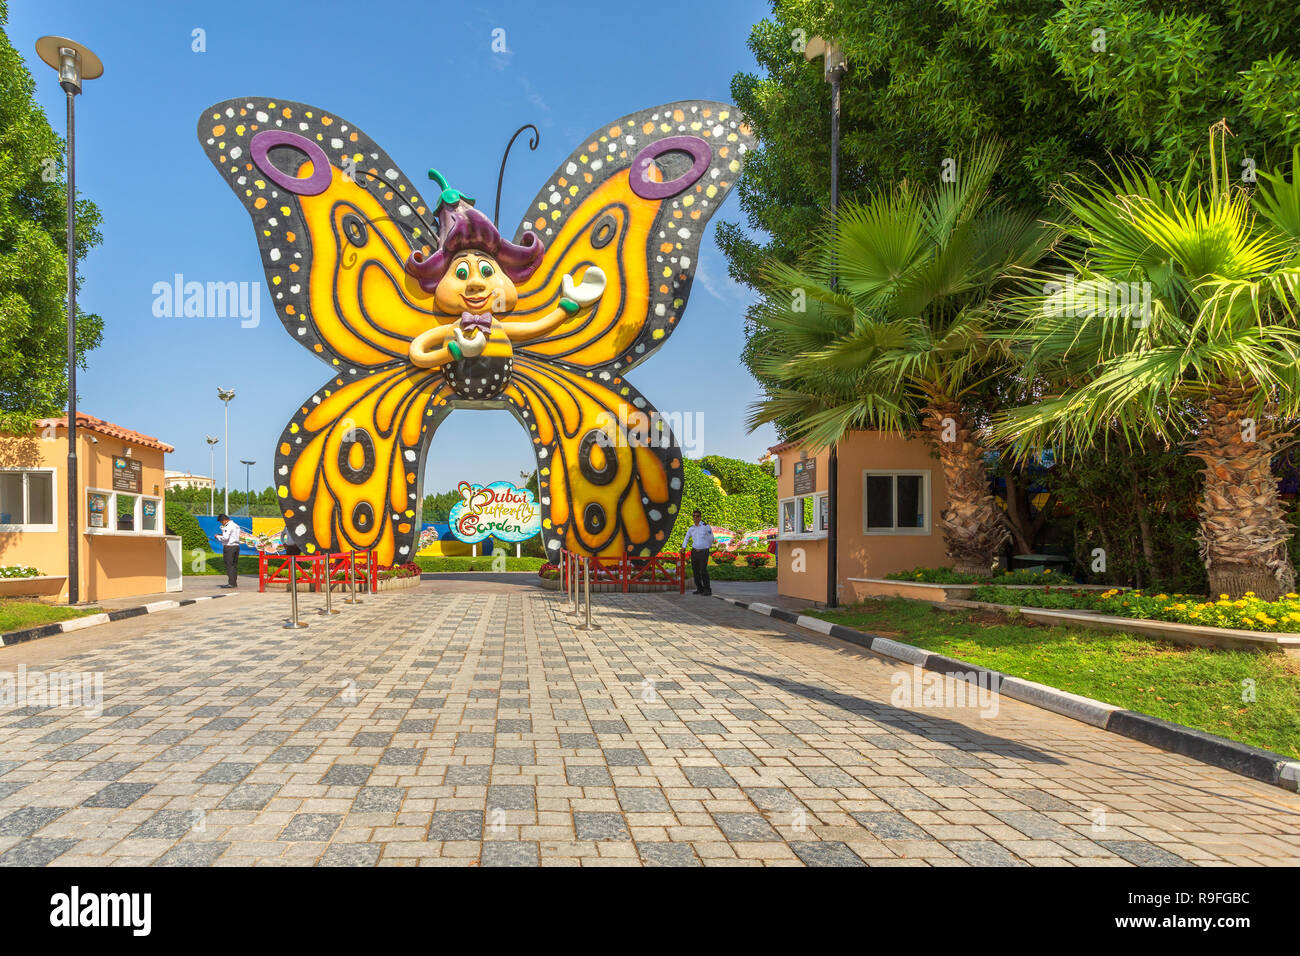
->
198;98;753;564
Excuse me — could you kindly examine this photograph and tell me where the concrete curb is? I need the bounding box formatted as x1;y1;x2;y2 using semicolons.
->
2;594;230;648
715;595;1300;793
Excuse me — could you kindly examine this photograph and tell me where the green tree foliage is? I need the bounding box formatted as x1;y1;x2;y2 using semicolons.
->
723;0;1300;409
1051;445;1206;594
0;2;104;430
421;489;460;523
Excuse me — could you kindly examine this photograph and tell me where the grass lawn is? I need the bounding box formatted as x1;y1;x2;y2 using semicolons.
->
811;598;1300;760
0;600;100;633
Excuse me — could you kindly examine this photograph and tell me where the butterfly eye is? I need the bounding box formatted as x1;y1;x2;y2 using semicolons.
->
455;264;469;280
479;262;495;279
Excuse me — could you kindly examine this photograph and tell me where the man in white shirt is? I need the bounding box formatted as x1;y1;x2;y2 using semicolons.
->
215;513;242;588
682;510;715;595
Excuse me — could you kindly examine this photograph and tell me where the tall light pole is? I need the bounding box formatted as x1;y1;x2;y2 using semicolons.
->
805;35;847;608
217;387;235;513
206;435;219;515
240;460;255;517
36;36;104;606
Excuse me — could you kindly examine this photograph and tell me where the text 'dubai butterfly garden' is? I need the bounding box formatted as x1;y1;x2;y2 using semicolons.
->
197;98;753;564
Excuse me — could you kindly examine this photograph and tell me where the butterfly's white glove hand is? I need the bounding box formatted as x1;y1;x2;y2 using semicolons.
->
562;266;606;307
451;325;487;358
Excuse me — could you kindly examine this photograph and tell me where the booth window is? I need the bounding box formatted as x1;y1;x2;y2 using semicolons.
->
863;470;930;534
778;492;828;540
0;469;56;529
85;487;163;536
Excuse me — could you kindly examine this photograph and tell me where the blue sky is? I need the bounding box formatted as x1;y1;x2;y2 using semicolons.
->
9;0;777;496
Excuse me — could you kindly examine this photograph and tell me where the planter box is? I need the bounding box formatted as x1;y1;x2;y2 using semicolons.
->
374;574;420;592
0;575;66;600
847;577;1114;604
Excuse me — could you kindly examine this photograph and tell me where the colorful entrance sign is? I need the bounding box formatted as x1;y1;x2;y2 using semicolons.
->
448;481;541;544
198;97;752;564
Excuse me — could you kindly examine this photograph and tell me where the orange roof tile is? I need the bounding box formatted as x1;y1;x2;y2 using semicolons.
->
35;412;175;453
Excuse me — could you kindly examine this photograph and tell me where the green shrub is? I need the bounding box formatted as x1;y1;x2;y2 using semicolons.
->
0;566;41;578
414;555;545;572
165;502;211;553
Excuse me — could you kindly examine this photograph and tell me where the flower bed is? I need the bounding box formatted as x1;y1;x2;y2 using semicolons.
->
971;586;1300;634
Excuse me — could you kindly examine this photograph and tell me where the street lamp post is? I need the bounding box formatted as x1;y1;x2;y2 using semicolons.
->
240;460;255;517
35;36;104;606
205;435;219;515
217;387;235;513
805;35;848;608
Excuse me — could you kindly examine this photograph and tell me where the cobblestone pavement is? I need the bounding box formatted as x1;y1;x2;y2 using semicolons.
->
1;580;1298;867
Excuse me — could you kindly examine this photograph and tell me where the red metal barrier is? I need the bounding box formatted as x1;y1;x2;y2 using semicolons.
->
556;550;685;594
259;550;375;592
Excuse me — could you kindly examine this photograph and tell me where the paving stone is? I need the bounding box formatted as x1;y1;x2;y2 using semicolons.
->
83;783;155;808
321;764;372;786
487;785;535;811
428;811;483;840
220;784;281;810
280;814;342;842
617;788;670;813
75;762;140;782
350;732;393;748
949;841;1029;866
604;748;649;767
321;843;381;867
684;766;738;789
638;842;701;867
1099;841;1193;867
130;810;196;840
0;837;78;867
354;787;405;813
790;842;867;867
711;812;781;842
197;762;256;784
566;766;612;787
156;841;230;867
445;766;491;785
573;812;630;841
481;842;540;867
268;745;316;763
851;812;933;841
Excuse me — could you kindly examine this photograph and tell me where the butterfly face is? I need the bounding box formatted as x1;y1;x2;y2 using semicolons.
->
435;252;517;316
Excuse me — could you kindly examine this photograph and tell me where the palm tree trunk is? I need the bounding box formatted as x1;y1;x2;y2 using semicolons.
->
923;402;1009;575
1188;388;1295;600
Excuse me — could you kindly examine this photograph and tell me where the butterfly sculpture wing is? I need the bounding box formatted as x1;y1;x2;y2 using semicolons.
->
197;98;454;560
500;102;755;557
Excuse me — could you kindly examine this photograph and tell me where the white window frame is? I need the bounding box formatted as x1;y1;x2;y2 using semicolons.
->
0;468;58;532
863;469;931;535
84;486;164;537
778;491;828;541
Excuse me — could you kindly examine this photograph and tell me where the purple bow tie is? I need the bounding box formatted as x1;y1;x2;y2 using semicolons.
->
460;312;491;334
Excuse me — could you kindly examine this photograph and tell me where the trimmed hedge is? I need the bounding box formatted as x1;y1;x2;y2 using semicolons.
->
165;502;211;553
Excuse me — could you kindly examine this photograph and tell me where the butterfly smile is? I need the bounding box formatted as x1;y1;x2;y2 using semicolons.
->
198;97;752;564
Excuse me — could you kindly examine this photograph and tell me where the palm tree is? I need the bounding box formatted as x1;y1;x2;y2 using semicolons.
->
994;127;1300;599
747;143;1057;574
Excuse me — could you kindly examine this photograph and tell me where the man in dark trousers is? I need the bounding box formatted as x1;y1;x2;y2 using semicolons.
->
215;514;242;588
682;510;715;595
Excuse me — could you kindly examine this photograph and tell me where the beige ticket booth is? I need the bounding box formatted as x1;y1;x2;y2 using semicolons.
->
0;413;175;603
771;431;951;604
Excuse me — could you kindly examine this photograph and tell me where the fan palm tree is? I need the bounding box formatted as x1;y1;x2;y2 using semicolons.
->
747;143;1057;574
993;126;1300;599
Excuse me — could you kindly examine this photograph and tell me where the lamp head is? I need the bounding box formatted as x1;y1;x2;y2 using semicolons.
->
35;36;103;95
217;387;236;402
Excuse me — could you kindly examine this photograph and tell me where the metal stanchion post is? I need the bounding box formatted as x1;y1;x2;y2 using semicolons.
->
572;555;579;614
320;554;338;615
284;556;308;629
578;556;600;631
343;550;361;604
